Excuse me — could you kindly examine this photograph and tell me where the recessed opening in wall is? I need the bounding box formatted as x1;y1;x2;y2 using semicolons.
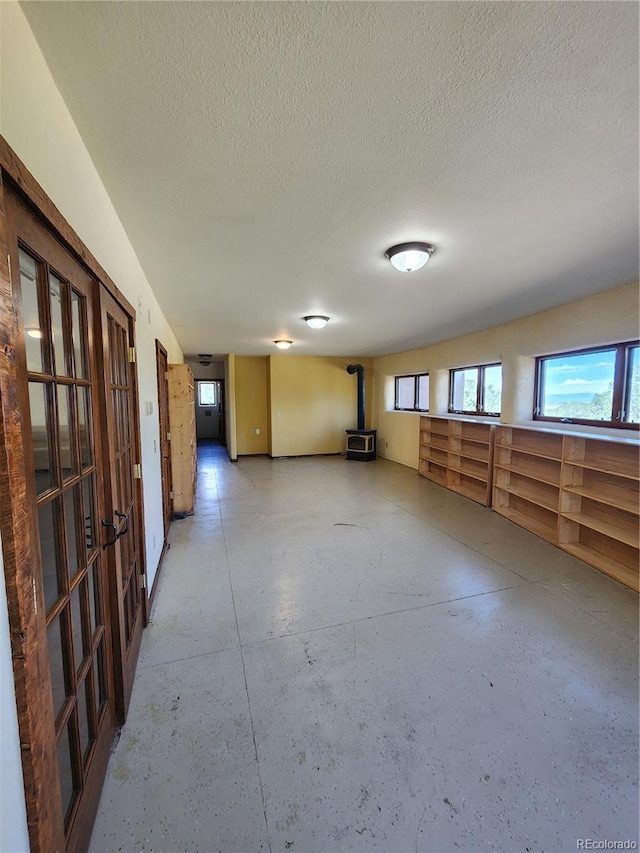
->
394;373;429;411
534;341;639;429
449;363;501;416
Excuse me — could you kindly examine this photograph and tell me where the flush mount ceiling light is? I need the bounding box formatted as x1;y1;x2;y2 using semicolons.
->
26;328;43;339
274;340;293;349
303;315;330;329
385;242;435;273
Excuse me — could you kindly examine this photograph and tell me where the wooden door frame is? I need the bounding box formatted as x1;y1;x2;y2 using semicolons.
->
0;135;147;850
96;284;148;723
155;339;173;538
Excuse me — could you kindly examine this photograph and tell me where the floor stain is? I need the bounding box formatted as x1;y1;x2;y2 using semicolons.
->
150;702;168;724
297;751;306;765
113;762;130;783
443;797;458;814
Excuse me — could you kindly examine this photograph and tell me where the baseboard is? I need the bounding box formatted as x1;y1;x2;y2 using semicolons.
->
149;539;168;611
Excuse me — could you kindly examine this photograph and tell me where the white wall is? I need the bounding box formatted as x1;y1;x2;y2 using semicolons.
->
0;4;184;842
373;281;640;469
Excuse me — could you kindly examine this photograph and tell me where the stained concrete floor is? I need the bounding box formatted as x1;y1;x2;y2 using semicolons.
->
90;444;639;853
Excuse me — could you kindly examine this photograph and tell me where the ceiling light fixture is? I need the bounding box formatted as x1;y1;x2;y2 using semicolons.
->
385;242;435;273
303;315;329;329
26;328;43;339
274;340;293;350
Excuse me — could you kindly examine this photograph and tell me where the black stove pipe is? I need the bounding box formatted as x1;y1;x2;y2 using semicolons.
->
347;364;365;430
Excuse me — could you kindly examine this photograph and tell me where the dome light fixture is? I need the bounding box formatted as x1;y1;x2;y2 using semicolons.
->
274;340;293;350
385;242;435;273
303;315;330;329
26;328;43;339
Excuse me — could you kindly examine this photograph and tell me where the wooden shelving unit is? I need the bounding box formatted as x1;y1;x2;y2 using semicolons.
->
559;435;639;591
493;427;562;543
419;416;496;505
168;363;197;514
492;426;639;591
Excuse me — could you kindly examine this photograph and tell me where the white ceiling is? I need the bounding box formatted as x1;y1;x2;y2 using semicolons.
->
21;1;639;358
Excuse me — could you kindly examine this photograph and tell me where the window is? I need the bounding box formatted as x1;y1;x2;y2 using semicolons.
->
198;381;217;407
535;341;639;428
394;373;429;411
449;363;502;415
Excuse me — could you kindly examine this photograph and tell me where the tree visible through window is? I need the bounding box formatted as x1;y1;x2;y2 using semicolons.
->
535;342;639;428
450;363;502;416
198;381;217;407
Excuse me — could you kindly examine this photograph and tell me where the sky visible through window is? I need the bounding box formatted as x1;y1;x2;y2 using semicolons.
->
540;348;639;422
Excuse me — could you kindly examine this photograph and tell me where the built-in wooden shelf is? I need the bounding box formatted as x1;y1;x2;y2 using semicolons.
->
492;425;639;592
419;416;495;505
417;420;639;591
491;499;558;543
560;511;639;549
562;480;639;516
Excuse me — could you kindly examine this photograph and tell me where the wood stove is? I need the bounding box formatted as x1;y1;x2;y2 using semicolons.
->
346;429;377;461
345;364;377;461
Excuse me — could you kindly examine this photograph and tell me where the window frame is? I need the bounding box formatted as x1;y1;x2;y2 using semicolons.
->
197;380;217;407
534;340;640;430
448;362;502;417
394;373;429;412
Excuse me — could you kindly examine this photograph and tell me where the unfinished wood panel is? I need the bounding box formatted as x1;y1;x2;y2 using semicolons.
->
418;416;495;505
168;364;196;514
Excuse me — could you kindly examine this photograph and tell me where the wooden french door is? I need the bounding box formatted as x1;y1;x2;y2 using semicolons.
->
97;286;146;721
156;340;173;543
6;191;116;851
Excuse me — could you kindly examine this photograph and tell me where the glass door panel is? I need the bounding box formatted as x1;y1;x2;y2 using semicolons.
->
11;205;116;852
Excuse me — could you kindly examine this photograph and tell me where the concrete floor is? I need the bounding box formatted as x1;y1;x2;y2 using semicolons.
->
90;444;639;853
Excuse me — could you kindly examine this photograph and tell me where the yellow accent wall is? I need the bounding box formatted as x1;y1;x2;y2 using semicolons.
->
372;281;640;469
236;357;269;455
268;356;373;457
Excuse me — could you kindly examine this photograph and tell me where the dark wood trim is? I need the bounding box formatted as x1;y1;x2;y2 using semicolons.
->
533;340;640;430
130;318;150;628
393;372;429;412
0;136;135;319
0;173;66;853
449;362;502;418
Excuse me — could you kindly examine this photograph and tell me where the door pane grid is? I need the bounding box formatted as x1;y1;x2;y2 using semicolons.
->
107;314;140;656
18;244;111;835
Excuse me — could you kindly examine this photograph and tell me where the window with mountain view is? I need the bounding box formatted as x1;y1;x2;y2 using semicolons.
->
534;341;639;428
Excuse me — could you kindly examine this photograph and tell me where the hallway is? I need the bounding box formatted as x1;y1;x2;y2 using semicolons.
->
89;448;639;853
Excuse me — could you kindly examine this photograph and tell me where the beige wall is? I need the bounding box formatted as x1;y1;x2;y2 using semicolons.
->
373;281;640;469
268;356;373;457
235;357;269;455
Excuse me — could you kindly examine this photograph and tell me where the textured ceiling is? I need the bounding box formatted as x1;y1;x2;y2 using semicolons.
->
20;1;639;357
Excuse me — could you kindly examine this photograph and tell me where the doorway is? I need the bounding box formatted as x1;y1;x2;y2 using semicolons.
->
155;341;173;549
195;379;225;445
